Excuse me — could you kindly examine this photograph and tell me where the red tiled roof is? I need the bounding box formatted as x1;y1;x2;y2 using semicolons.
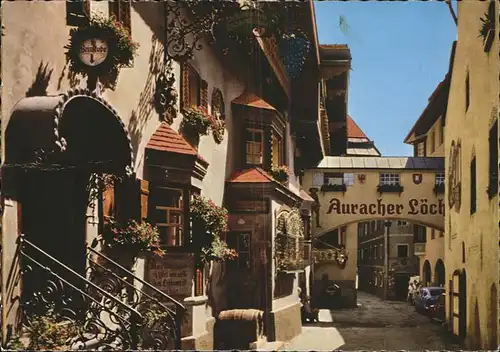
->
146;123;207;163
347;115;369;139
232;92;276;111
227;167;275;183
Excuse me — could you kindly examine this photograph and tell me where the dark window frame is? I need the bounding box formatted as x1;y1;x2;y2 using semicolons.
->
488;119;498;198
470;156;477;214
396;244;409;259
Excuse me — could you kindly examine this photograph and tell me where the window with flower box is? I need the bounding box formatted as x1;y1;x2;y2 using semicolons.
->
109;1;131;36
152;187;185;247
378;173;403;193
322;173;346;192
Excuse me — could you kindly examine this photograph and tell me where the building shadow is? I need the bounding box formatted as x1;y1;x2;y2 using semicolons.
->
26;61;53;97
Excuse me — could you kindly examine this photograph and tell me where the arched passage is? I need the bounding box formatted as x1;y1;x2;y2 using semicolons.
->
434;259;445;287
3;90;134;301
422;260;432;286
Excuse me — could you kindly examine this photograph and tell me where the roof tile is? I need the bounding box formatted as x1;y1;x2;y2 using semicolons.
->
347;115;369;139
227;167;275;183
146;123;207;163
232;92;276;111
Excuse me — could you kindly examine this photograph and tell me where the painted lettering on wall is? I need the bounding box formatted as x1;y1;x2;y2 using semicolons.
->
147;253;194;298
326;198;445;216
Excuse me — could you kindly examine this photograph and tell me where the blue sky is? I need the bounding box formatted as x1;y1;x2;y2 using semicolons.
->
314;1;457;156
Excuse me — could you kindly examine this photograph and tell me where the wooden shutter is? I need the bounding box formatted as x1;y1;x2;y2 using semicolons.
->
102;178;115;225
201;80;208;109
181;62;191;110
139;179;149;222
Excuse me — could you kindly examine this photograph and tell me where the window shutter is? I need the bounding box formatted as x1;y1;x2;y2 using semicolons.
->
139;179;149;222
181;63;191;110
102;181;115;225
201;80;208;109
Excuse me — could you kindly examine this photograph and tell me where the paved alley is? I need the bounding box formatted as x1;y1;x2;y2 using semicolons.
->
284;291;461;351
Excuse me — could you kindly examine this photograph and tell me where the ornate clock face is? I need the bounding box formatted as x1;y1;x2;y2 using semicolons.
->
79;39;109;67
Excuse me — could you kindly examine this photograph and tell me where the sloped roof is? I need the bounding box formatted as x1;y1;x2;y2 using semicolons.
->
232;92;276;111
346;115;369;139
146;123;207;163
227;167;275;183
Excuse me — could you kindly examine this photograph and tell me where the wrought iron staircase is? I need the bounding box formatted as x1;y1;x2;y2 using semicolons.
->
18;236;185;350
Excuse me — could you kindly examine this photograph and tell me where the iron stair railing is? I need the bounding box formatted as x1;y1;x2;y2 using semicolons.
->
19;235;186;350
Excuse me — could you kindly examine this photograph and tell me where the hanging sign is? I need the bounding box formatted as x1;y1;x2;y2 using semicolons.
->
79;38;109;67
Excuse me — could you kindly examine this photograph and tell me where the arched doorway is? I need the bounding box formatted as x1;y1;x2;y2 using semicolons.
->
422;260;432;286
490;284;498;349
4;90;134;306
434;259;445;287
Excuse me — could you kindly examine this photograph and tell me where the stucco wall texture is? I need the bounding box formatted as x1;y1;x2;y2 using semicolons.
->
444;1;499;349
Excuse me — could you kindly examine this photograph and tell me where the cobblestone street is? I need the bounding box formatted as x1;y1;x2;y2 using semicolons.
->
283;291;461;351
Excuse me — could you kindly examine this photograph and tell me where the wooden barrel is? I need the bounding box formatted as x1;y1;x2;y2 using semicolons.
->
215;309;264;349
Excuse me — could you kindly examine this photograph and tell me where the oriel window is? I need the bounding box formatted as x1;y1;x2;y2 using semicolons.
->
271;134;283;168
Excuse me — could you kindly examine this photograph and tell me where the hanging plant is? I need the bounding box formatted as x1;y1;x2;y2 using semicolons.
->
65;12;139;88
278;31;311;79
269;165;290;183
209;115;226;144
181;106;212;136
102;217;165;258
479;7;494;42
190;195;236;266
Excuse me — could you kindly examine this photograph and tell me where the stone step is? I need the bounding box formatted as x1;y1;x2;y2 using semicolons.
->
256;340;285;351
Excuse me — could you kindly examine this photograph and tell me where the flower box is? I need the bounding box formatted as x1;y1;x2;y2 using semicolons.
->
181;106;212;136
377;184;404;194
433;183;445;194
321;184;347;192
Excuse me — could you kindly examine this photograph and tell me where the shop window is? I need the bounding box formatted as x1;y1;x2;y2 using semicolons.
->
271;134;283;168
380;173;400;186
470;157;477;214
181;63;202;110
152;187;185;247
488;119;498;198
246;129;264;165
66;0;90;26
109;1;132;35
397;244;409;258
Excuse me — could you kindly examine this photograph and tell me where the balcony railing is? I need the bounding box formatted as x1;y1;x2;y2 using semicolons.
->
414;242;426;255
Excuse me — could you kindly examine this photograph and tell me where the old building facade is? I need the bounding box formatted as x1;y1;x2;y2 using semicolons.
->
443;0;499;349
1;1;325;349
404;57;452;287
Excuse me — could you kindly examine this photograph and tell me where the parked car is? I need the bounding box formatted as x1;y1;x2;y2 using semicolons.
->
414;287;445;314
427;292;446;323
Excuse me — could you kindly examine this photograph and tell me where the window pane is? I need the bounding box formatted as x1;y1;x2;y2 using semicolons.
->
159;226;183;247
154;208;168;224
154;188;183;208
169;211;183;225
